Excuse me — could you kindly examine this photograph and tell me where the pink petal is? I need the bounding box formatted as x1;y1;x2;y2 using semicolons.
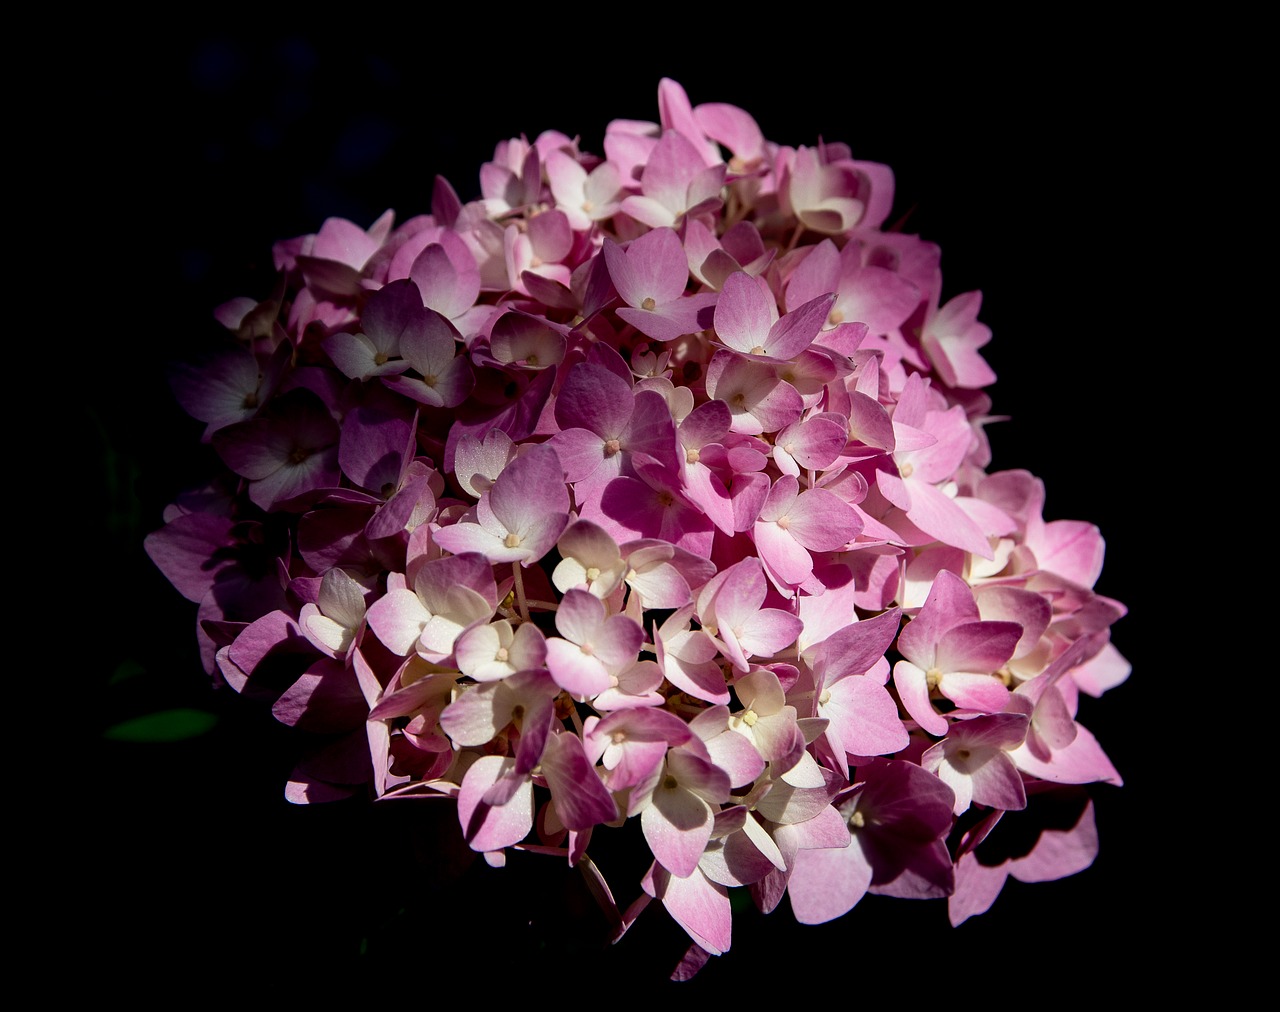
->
540;731;619;831
788;838;867;925
643;787;714;879
457;756;534;852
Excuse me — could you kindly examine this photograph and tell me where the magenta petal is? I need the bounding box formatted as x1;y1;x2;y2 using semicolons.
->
410;238;480;320
658;621;731;705
272;659;366;733
785;488;862;551
898;569;980;664
458;756;534;852
624;390;680;473
250;446;340;512
788;838;867;925
753;519;814;588
1012;723;1123;786
1010;798;1099;882
940;672;1011;714
901;478;993;559
680;399;731;449
214;389;338;480
365;588;427;656
714;272;776;352
827;677;908;757
729;472;770;532
548;427;610;485
814;608;902;682
949;852;1010;926
643;787;714;879
144;513;237;603
489;443;569;529
339;400;414;494
954;712;1030;752
966;751;1026;812
937;621;1022;675
511;693;554;779
764;292;833;361
893;662;948;737
604;228;687;308
540;731;618;831
1029;519;1107;588
546;637;612;697
554;362;633;440
651;864;732;957
360;277;426;348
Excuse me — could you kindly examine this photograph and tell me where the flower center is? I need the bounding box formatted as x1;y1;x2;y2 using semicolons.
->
926;667;943;691
750;345;766;356
495;647;509;663
504;532;523;548
604;438;622;456
818;690;831;707
373;352;389;366
847;809;865;829
828;308;844;326
685;447;700;464
900;462;914;478
741;708;759;727
289;447;310;464
585;566;601;582
641;297;657;311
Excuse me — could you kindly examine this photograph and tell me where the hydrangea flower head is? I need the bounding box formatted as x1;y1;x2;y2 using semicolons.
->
148;78;1129;982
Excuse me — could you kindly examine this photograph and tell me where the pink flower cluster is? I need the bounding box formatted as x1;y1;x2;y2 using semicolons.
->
146;78;1128;977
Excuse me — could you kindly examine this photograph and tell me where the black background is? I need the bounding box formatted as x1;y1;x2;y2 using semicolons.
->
80;29;1176;995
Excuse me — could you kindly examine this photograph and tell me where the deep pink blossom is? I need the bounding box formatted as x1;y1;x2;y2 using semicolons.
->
149;76;1129;970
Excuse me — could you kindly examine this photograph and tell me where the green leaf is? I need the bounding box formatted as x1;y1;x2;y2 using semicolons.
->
104;709;219;742
108;659;147;686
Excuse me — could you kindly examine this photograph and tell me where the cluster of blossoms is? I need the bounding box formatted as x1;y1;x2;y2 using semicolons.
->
147;79;1128;977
